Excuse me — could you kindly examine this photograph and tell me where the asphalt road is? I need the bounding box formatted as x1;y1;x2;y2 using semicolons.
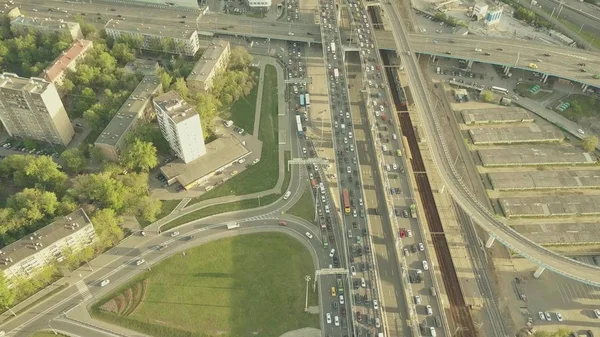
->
535;0;600;40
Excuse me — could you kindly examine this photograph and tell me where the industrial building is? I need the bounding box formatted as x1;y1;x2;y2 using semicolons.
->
471;2;488;20
477;145;596;167
488;170;600;190
0;73;74;146
484;6;503;27
104;20;200;56
468;125;563;144
10;15;82;40
499;195;600;218
41;40;93;86
248;0;272;7
515;223;600;246
187;40;231;92
0;208;96;285
153;91;206;163
461;107;533;125
94;76;162;161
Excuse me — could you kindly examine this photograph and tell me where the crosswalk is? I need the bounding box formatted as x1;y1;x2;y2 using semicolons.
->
244;214;279;222
75;280;92;301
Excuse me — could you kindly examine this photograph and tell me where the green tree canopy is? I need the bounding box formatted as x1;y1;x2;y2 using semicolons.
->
120;139;158;172
7;188;59;222
481;90;495;102
229;46;253;70
0;155;68;191
59;148;87;173
91;208;124;247
0;273;15;309
582;135;598;152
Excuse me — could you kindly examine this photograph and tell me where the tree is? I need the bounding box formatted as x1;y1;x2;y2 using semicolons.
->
0;273;14;309
120;139;158;172
91;208;124;247
137;197;162;224
7;188;59;222
195;92;221;138
229;46;253;70
0;155;68;191
481;90;495;102
70;172;128;211
159;70;173;91
173;77;189;99
582;135;598;152
59;148;86;173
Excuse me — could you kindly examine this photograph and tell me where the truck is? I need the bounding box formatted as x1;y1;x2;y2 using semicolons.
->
334;68;339;79
330;42;336;54
410;204;417;218
305;93;311;107
226;223;240;229
436;67;440;74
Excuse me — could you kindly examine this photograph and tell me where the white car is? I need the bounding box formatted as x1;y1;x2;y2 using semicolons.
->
382;145;387;152
594;309;600;318
349;132;353;139
422;260;429;271
339;295;345;305
375;110;380;117
302;147;307;154
347;167;352;174
359;198;363;206
379;105;384;112
170;231;180;237
283;190;292;200
418;243;425;251
407;229;412;237
135;259;145;266
326;312;332;324
556;312;563;322
305;232;313;239
545;312;551;321
375;317;380;328
426;304;433;315
325;205;330;213
334;315;340;326
351;266;357;276
373;300;379;310
392;133;397;140
100;279;110;287
330;249;336;257
392;163;398;170
385;164;391;171
414;295;421;304
538;311;545;321
353;209;357;218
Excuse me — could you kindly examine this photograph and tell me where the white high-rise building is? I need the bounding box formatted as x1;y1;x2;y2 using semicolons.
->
153;90;206;163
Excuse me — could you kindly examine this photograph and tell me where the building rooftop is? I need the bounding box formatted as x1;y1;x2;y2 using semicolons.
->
516;222;600;245
468;124;563;144
0;73;51;94
104;19;197;41
95;76;162;147
461;107;533;124
126;59;159;76
477;144;596;166
500;195;600;218
187;39;229;83
11;15;80;32
488;170;600;190
153;90;198;123
42;39;93;82
160;134;251;187
0;208;93;271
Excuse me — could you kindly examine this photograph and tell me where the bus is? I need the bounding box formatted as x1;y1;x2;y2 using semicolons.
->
323;235;329;248
490;86;509;95
305;93;311;107
299;94;305;107
295;115;303;136
342;189;351;214
310;178;317;189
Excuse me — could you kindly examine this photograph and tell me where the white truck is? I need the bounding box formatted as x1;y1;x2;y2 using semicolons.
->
226;223;240;230
334;68;339;79
330;42;336;54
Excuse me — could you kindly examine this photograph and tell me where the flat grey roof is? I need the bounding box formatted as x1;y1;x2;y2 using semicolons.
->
488;170;600;190
515;222;600;245
0;73;51;94
460;107;534;125
477;144;596;166
160;134;251;187
104;20;197;41
468;125;563;144
95;76;161;147
153;90;198;124
499;195;600;218
0;208;93;271
187;39;229;83
11;15;80;31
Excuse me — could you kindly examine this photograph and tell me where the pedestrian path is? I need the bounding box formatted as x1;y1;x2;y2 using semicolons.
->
75;281;92;301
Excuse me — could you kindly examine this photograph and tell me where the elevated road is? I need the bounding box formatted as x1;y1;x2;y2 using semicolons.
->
383;1;600;287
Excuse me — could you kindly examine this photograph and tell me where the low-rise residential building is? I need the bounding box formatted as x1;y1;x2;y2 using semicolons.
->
0;73;74;146
41;39;93;86
153;90;206;163
10;15;82;40
187;40;231;92
95;76;162;161
104;20;200;56
0;208;96;285
484;6;503;27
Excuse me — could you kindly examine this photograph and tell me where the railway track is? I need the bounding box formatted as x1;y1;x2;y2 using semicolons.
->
380;51;477;337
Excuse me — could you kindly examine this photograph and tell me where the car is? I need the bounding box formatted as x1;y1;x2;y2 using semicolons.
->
348;229;353;238
375;317;380;328
339;295;345;305
136;259;145;266
426;304;433;315
538;311;546;320
422;260;429;270
302;147;307;154
392;133;397;140
402;209;409;218
305;232;313;239
279;220;288;226
594;309;600;318
414;295;421;304
418;243;425;251
403;248;410;256
430;327;437;337
283;190;292;200
330;249;335;257
156;244;167;251
100;279;110;287
356;311;362;322
334;315;340;326
326;312;332;324
545;311;551;321
578;129;585;135
353;209;357;218
373;299;379;309
556;312;563;321
170;231;180;237
184;235;194;241
351;266;356;276
392;163;398;170
407;229;412;237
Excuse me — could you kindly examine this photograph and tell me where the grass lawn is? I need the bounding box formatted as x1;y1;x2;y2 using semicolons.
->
92;233;319;337
287;187;316;224
556;94;600;122
189;65;280;205
515;82;552;100
136;199;181;228
229;84;258;135
32;333;68;337
161;194;280;231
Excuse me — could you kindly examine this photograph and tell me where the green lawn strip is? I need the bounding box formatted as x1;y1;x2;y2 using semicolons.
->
136;199;181;228
554;93;600;122
32;333;69;337
161;194;280;231
92;233;318;337
281;151;291;193
515;82;552;100
229;84;258;135
189;64;280;205
287;187;316;224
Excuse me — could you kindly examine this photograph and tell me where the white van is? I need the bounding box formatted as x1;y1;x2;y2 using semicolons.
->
283;191;292;200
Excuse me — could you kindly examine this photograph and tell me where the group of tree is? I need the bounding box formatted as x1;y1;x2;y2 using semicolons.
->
433;12;465;28
513;7;552;28
480;90;495;103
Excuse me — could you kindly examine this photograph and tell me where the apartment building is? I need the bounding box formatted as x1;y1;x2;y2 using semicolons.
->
0;73;74;146
41;39;93;86
10;15;83;40
104;20;200;56
248;0;272;7
187;40;231;92
153;90;206;163
95;76;162;161
0;208;96;285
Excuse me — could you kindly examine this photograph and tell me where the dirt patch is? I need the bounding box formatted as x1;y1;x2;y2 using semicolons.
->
279;327;321;337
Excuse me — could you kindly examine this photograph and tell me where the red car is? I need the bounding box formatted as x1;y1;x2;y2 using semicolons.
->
400;229;406;238
381;114;387;121
279;221;288;226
